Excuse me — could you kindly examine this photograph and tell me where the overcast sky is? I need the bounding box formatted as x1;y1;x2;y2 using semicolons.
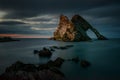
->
0;0;120;38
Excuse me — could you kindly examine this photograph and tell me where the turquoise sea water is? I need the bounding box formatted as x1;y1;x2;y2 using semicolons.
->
0;38;120;80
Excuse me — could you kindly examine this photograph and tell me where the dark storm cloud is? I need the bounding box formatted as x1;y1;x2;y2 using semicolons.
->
0;24;53;35
0;0;119;19
27;18;52;22
0;21;25;25
81;4;120;18
0;0;120;38
25;16;56;22
79;6;120;26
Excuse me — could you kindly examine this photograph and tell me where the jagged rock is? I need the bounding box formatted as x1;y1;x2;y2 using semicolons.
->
0;70;65;80
53;14;108;41
47;60;55;67
50;48;55;51
33;50;39;54
50;67;65;77
98;35;108;40
38;47;52;57
43;57;65;68
50;45;74;50
54;15;76;41
53;57;65;67
5;61;37;72
33;47;52;57
0;61;65;80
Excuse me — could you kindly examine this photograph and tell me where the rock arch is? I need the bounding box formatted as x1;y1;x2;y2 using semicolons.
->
53;15;107;41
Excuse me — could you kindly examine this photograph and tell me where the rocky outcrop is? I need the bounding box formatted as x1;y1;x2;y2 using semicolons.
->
34;47;52;57
50;45;74;50
39;47;52;57
0;60;65;80
53;14;108;41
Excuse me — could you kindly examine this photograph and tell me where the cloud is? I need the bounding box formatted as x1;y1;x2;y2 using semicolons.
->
25;15;58;24
0;11;7;18
0;15;58;26
0;0;120;38
31;27;56;31
0;24;55;36
0;0;119;19
0;21;25;25
81;4;120;18
0;0;119;26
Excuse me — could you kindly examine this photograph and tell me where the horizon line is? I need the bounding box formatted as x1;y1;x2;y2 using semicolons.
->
0;34;51;38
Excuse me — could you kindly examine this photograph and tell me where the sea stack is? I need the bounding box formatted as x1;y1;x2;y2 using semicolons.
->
53;14;107;41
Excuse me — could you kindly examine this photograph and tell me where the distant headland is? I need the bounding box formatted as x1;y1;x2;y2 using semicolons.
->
0;37;20;42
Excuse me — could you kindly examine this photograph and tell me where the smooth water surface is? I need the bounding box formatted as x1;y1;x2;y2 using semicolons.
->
0;38;120;80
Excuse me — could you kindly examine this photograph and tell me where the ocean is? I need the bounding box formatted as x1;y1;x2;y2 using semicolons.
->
0;38;120;80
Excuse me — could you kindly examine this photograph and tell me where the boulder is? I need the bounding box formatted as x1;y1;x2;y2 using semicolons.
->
53;57;65;67
39;47;52;57
33;50;39;54
50;45;74;50
43;57;65;68
50;48;55;52
5;61;37;72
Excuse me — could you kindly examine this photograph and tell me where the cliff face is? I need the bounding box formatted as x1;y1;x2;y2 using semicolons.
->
53;15;107;41
54;15;76;41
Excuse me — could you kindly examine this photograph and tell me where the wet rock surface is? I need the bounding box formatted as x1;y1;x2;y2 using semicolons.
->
53;14;108;41
53;57;65;67
0;44;92;80
67;57;91;68
0;56;91;80
50;45;74;50
39;47;52;57
0;58;66;80
34;47;52;57
33;45;74;57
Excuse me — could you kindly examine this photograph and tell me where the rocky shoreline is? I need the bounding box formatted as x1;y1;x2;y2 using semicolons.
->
0;57;90;80
0;45;91;80
0;60;65;80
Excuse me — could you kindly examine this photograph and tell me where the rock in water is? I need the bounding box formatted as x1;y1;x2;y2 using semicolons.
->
39;47;52;57
54;15;76;41
53;14;107;41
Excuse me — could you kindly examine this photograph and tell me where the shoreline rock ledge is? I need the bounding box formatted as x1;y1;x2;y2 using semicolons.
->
53;14;108;41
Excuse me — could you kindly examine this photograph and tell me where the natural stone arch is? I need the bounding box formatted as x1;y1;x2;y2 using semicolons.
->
53;14;107;41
